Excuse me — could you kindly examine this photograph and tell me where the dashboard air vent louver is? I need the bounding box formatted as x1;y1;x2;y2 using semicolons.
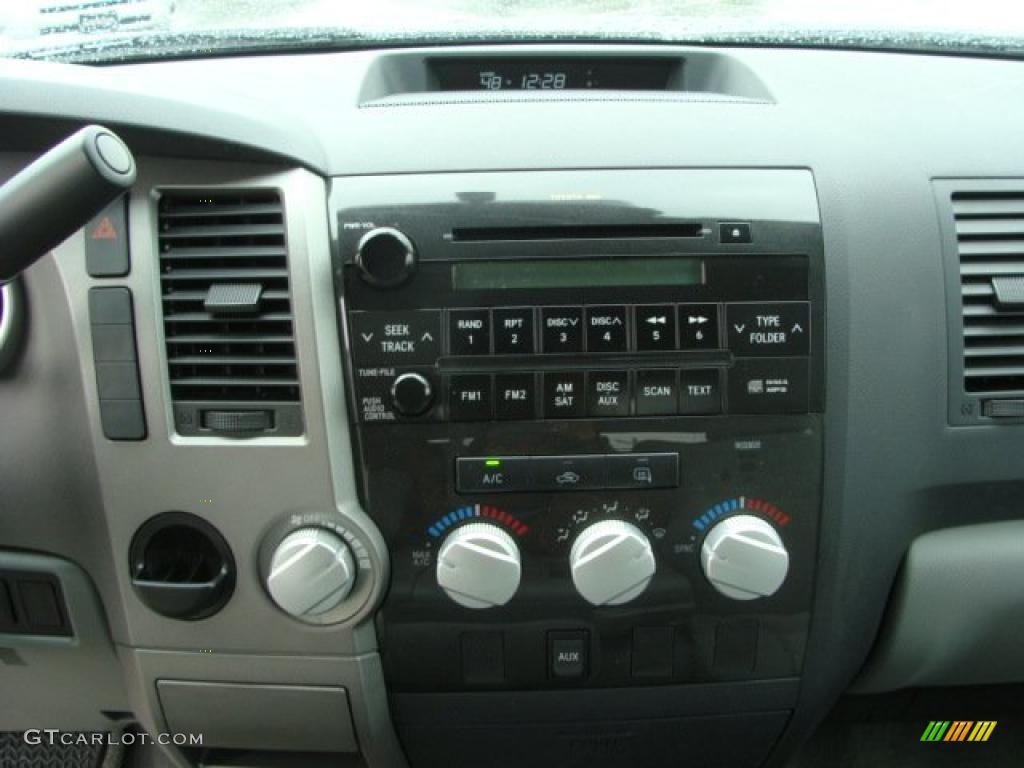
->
954;191;1024;394
158;190;303;436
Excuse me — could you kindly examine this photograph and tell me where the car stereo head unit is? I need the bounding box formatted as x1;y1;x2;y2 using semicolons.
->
331;169;824;696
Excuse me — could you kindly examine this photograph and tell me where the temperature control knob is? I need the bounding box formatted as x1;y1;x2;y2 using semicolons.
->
436;523;521;609
700;515;789;600
570;520;656;606
266;527;356;618
354;227;416;287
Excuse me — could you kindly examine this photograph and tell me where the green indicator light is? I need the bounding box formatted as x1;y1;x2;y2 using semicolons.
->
485;459;501;467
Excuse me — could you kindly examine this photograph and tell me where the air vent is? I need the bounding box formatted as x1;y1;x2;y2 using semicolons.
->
954;191;1024;394
158;190;303;436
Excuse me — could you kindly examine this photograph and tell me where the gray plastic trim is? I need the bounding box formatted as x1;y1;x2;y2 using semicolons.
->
854;520;1024;692
0;550;128;731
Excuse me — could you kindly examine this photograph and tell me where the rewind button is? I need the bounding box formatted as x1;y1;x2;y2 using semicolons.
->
636;305;677;351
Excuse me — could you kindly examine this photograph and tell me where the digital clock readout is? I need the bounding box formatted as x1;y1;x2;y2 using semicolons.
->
431;58;676;92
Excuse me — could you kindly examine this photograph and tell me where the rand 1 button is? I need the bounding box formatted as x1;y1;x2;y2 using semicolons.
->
543;371;586;419
495;373;536;420
349;310;441;366
678;303;720;350
636;305;677;351
531;455;605;491
448;374;493;421
726;302;809;356
679;369;722;415
605;453;679;489
727;358;809;414
456;457;531;493
587;370;630;417
585;306;628;352
493;307;535;354
449;309;491;355
542;307;584;353
636;369;678;416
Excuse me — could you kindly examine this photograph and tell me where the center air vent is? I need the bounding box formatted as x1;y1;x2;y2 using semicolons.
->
953;191;1024;395
157;190;303;436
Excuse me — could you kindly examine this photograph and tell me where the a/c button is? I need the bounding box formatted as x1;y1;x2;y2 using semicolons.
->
456;457;530;493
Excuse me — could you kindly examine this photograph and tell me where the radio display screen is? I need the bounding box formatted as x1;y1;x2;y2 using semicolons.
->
452;257;704;291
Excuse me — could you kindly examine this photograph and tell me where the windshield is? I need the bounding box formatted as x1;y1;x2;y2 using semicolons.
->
1;0;1022;63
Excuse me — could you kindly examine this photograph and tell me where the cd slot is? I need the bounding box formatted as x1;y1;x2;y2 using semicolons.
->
450;223;705;242
437;350;731;374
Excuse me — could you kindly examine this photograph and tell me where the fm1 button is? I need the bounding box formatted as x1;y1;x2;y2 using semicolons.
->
456;457;530;493
449;374;493;421
549;630;588;680
587;371;630;417
679;369;722;415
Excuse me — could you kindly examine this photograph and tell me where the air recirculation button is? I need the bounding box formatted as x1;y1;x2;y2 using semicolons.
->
129;511;236;620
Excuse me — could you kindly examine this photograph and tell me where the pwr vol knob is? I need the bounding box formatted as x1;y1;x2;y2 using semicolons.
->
355;227;417;287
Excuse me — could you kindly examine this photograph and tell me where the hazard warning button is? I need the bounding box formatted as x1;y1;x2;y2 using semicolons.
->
85;197;129;277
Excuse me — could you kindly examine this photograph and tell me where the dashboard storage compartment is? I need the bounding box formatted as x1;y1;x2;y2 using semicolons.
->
157;681;358;753
129;511;235;620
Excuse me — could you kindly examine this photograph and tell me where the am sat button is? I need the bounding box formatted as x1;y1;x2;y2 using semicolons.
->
456;457;530;493
543;371;585;419
727;302;809;357
728;359;809;414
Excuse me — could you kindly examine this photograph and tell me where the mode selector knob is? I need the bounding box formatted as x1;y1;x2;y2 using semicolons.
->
355;227;416;287
266;527;356;618
700;515;789;600
570;520;656;606
436;523;521;609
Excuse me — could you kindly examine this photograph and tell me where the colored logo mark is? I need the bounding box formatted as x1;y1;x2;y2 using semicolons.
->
920;721;997;742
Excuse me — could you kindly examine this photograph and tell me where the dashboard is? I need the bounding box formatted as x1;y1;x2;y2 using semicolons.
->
2;40;1024;768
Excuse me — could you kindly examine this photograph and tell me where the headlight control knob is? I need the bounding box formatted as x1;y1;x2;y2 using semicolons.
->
266;527;356;618
436;523;521;609
354;227;417;287
570;520;656;606
700;514;789;600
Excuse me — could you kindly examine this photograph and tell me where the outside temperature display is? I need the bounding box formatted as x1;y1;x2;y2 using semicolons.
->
478;70;569;90
431;57;677;92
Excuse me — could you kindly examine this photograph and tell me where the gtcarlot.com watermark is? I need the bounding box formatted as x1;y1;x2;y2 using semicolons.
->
24;729;203;747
